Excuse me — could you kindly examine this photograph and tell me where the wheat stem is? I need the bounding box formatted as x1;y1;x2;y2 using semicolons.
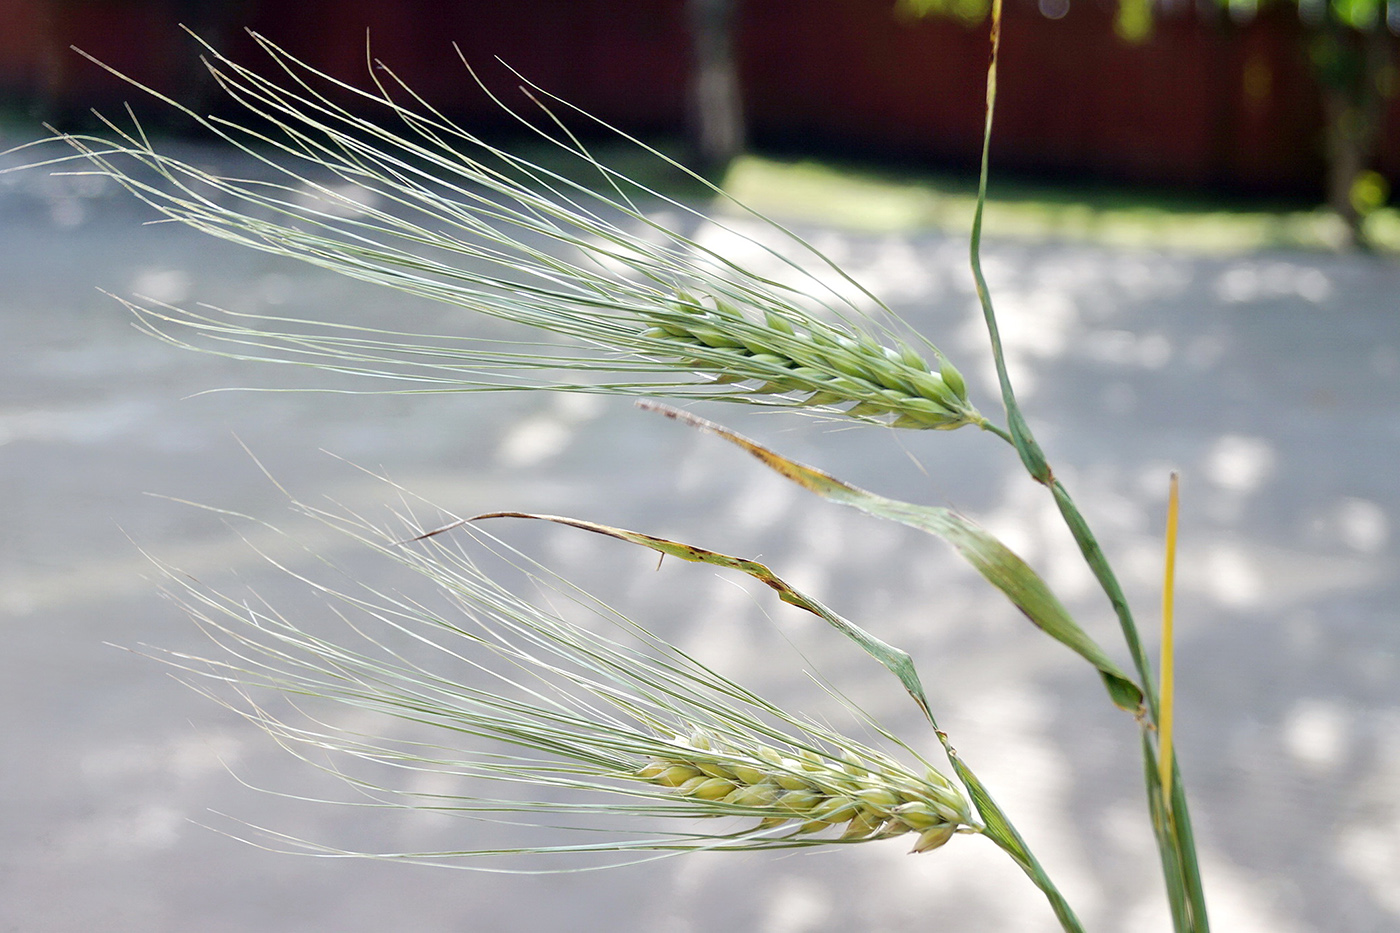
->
968;5;1208;929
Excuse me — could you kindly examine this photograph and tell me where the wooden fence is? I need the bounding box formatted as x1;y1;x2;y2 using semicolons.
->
2;0;1396;196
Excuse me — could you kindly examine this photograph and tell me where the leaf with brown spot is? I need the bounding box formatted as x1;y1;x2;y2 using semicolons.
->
412;511;937;724
639;402;1144;713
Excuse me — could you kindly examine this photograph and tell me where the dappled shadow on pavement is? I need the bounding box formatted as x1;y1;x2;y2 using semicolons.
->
3;138;1398;932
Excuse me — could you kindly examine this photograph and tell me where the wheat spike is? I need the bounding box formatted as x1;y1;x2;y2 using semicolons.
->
636;731;974;853
638;290;980;428
25;32;991;432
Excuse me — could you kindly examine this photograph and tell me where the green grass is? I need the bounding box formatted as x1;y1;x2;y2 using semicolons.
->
10;91;1393;257
723;154;1400;254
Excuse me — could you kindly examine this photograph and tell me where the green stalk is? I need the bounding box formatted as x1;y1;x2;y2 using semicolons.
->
1169;755;1211;929
1143;735;1191;933
968;0;1052;488
968;2;1209;929
1048;480;1158;722
940;743;1086;933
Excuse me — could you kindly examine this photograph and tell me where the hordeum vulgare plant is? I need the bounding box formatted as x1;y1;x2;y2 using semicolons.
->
15;3;1211;930
147;496;979;862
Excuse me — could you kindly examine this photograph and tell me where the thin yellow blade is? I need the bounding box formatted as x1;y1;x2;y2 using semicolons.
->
1158;472;1180;801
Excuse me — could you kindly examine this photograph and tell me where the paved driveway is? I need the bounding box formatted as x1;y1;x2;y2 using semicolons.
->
3;134;1399;933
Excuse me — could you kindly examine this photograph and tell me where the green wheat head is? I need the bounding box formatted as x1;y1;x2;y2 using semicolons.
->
146;495;976;866
36;32;986;432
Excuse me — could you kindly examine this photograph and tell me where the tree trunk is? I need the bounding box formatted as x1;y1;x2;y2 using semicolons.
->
1316;27;1393;250
685;0;746;179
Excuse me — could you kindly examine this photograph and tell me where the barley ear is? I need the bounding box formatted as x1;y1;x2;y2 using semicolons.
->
633;733;974;849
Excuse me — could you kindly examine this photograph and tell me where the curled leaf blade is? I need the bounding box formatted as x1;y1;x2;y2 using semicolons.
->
640;403;1143;712
413;511;937;724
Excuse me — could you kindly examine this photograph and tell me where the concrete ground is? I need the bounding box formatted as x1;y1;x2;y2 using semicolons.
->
3;132;1399;933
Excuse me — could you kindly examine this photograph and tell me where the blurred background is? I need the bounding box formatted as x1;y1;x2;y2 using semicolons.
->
4;0;1400;243
2;1;1400;931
